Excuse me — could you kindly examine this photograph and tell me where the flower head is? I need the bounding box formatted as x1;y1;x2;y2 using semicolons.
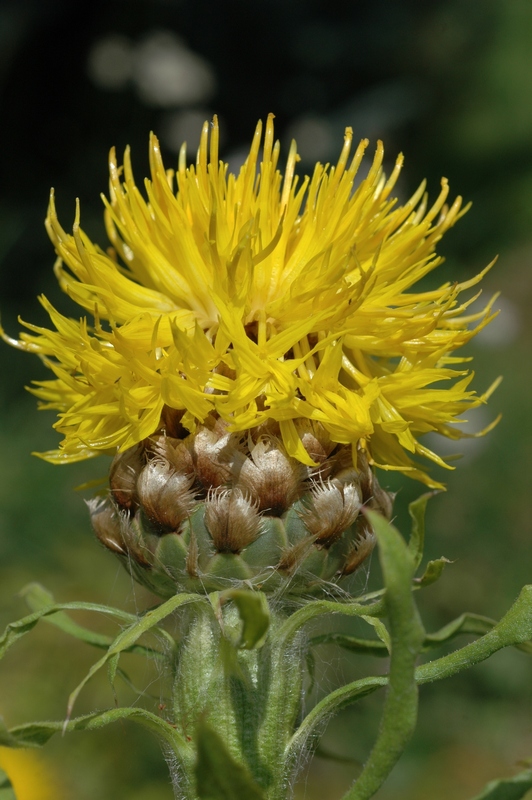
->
3;115;499;487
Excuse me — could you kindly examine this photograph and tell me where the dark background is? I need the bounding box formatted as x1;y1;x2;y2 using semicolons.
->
0;1;531;798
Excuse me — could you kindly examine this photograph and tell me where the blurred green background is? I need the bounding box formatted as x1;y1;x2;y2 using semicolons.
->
0;0;531;798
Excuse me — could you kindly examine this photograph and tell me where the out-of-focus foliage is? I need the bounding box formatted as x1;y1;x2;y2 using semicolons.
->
0;1;531;798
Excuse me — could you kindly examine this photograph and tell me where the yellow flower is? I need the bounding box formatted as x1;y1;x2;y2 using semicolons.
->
3;115;499;487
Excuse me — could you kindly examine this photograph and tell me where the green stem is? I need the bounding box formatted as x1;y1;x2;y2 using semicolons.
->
170;603;305;800
418;584;532;681
288;584;532;780
340;512;424;800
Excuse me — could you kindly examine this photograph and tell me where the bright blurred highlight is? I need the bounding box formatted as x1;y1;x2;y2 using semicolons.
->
0;748;62;800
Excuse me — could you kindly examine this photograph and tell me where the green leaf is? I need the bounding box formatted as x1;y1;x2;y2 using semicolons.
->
311;612;502;657
417;584;532;686
19;583;165;659
113;666;169;701
0;587;171;663
306;649;317;695
289;674;388;752
309;615;392;658
468;766;532;799
408;494;452;588
195;717;266;800
65;592;203;725
313;746;363;766
408;492;437;570
360;615;391;654
221;590;270;649
0;769;17;800
0;718;21;749
414;557;453;587
309;633;389;657
6;707;193;765
423;612;495;648
277;595;386;648
341;511;425;800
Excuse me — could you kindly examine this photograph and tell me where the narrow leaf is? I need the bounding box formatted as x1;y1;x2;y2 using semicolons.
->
107;653;121;704
306;649;317;696
414;557;453;587
195;717;266;800
417;584;532;686
423;612;495;647
311;613;499;657
313;746;363;766
19;583;165;658
0;718;21;749
7;707;193;764
277;596;386;647
65;593;203;726
289;674;388;755
310;633;389;657
0;591;158;662
221;590;270;649
360;615;391;654
468;766;532;800
408;492;437;570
